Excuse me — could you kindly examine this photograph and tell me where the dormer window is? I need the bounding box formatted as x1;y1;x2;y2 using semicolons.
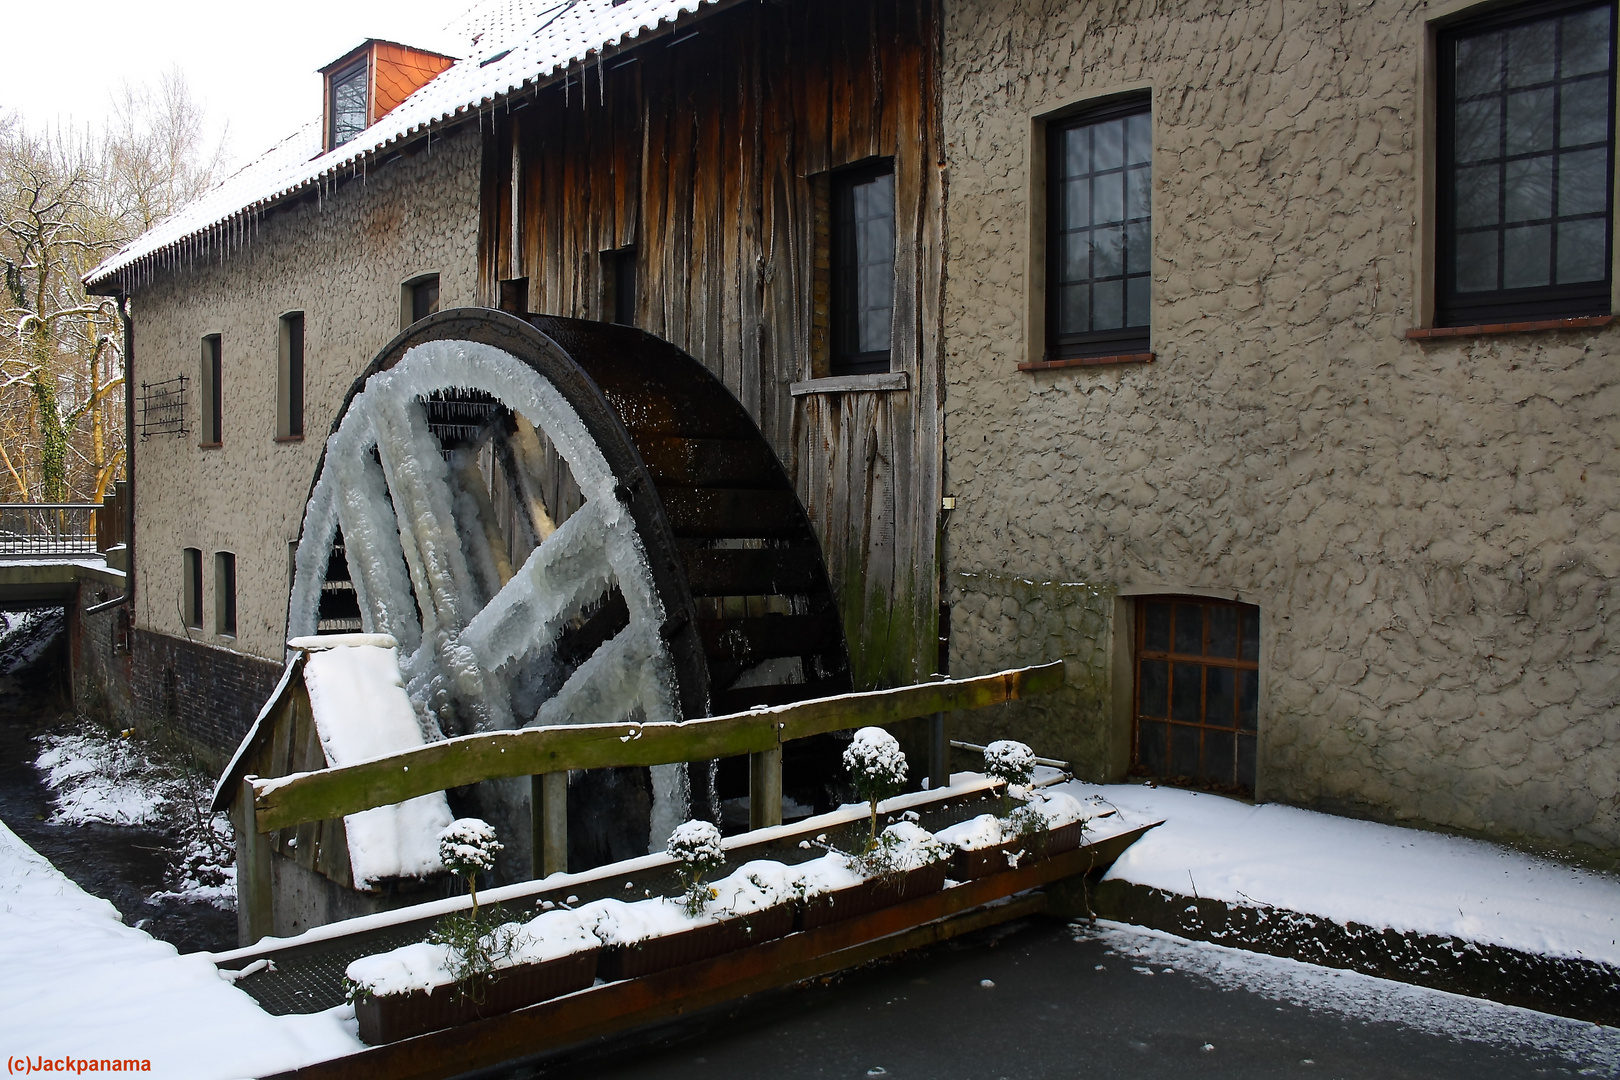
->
328;58;370;150
321;40;456;154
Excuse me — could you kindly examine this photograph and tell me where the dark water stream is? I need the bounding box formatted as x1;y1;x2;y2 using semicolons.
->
0;612;235;954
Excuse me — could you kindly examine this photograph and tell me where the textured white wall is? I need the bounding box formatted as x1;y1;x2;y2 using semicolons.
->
941;0;1620;860
131;129;481;662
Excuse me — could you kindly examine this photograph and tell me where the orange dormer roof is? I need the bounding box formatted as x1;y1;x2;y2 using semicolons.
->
320;39;457;150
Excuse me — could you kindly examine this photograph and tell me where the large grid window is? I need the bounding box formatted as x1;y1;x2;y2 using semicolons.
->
328;59;369;151
1048;98;1152;359
1438;1;1616;325
831;161;896;375
1134;597;1259;794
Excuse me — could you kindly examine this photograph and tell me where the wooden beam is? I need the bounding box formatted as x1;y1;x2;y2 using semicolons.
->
252;662;1065;835
534;772;567;877
748;745;782;830
236;779;274;945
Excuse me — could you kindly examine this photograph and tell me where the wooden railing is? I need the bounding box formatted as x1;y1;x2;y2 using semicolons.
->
244;661;1069;879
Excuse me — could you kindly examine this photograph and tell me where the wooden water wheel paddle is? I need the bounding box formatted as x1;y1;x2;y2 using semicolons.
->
287;310;851;871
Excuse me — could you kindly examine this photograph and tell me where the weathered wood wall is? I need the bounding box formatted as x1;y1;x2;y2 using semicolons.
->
482;0;944;690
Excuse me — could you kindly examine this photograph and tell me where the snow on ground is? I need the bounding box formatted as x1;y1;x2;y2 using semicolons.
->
1078;782;1620;966
33;723;236;907
0;819;361;1078
1080;921;1620;1073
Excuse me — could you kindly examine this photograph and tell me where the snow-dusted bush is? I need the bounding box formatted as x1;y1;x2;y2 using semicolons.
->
983;740;1036;790
844;727;908;850
855;820;951;880
440;818;502;915
668;819;726;916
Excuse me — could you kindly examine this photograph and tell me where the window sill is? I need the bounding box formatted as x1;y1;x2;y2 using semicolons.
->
1019;352;1154;372
197;442;222;450
1405;315;1613;340
789;372;909;396
273;435;305;443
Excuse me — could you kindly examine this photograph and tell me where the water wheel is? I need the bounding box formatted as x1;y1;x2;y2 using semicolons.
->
287;310;851;874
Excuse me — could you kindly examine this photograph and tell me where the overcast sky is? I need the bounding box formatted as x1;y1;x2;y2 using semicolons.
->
2;0;474;168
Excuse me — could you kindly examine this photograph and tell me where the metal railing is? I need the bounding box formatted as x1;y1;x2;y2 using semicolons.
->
0;504;102;557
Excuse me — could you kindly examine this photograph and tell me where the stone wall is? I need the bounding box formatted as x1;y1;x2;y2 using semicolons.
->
940;0;1620;860
123;127;481;758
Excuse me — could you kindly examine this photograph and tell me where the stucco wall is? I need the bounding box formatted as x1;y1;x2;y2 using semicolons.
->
130;129;482;665
941;0;1620;860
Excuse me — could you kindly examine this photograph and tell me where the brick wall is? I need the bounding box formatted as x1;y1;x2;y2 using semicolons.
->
131;628;283;770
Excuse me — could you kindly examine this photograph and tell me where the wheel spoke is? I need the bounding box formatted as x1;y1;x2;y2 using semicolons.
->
531;616;676;728
330;435;422;656
460;497;614;671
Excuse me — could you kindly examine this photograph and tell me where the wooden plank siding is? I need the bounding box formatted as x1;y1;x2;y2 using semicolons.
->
481;0;945;691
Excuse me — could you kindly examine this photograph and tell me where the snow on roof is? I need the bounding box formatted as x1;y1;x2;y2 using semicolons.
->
85;0;727;291
302;644;454;887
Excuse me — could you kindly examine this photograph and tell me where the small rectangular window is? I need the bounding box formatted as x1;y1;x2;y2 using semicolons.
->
603;247;637;325
328;58;369;151
1048;97;1152;360
404;274;440;329
200;335;222;446
182;548;203;629
214;551;237;637
831;161;896;375
1437;0;1615;324
1134;596;1259;795
278;313;304;439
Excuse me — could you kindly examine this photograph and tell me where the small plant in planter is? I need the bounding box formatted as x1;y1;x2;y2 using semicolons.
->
983;739;1036;814
428;818;518;1003
667;819;727;916
844;726;908;851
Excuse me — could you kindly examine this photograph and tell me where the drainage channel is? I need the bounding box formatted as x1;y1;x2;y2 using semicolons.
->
0;609;236;954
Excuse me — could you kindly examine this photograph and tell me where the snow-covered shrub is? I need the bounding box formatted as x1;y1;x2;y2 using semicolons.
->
983;740;1036;789
668;819;726;916
440;818;502;916
423;914;524;1005
855;820;951;880
844;727;908;850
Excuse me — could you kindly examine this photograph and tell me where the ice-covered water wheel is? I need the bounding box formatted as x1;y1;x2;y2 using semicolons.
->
288;310;851;877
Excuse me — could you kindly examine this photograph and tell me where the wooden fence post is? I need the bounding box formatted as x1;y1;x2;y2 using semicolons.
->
929;713;949;791
238;777;274;945
532;772;568;878
748;746;783;830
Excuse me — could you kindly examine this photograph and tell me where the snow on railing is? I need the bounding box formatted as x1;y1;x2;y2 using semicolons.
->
244;661;1071;839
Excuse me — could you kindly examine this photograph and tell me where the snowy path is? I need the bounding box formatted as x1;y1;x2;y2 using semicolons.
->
1083;782;1620;966
0;819;361;1079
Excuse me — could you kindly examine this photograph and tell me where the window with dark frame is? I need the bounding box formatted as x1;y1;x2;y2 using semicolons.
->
606;246;637;326
200;335;222;445
1134;597;1259;794
1047;97;1152;361
1437;0;1616;326
410;275;440;324
215;551;236;637
831;161;896;375
328;58;369;151
278;312;304;439
182;548;203;630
